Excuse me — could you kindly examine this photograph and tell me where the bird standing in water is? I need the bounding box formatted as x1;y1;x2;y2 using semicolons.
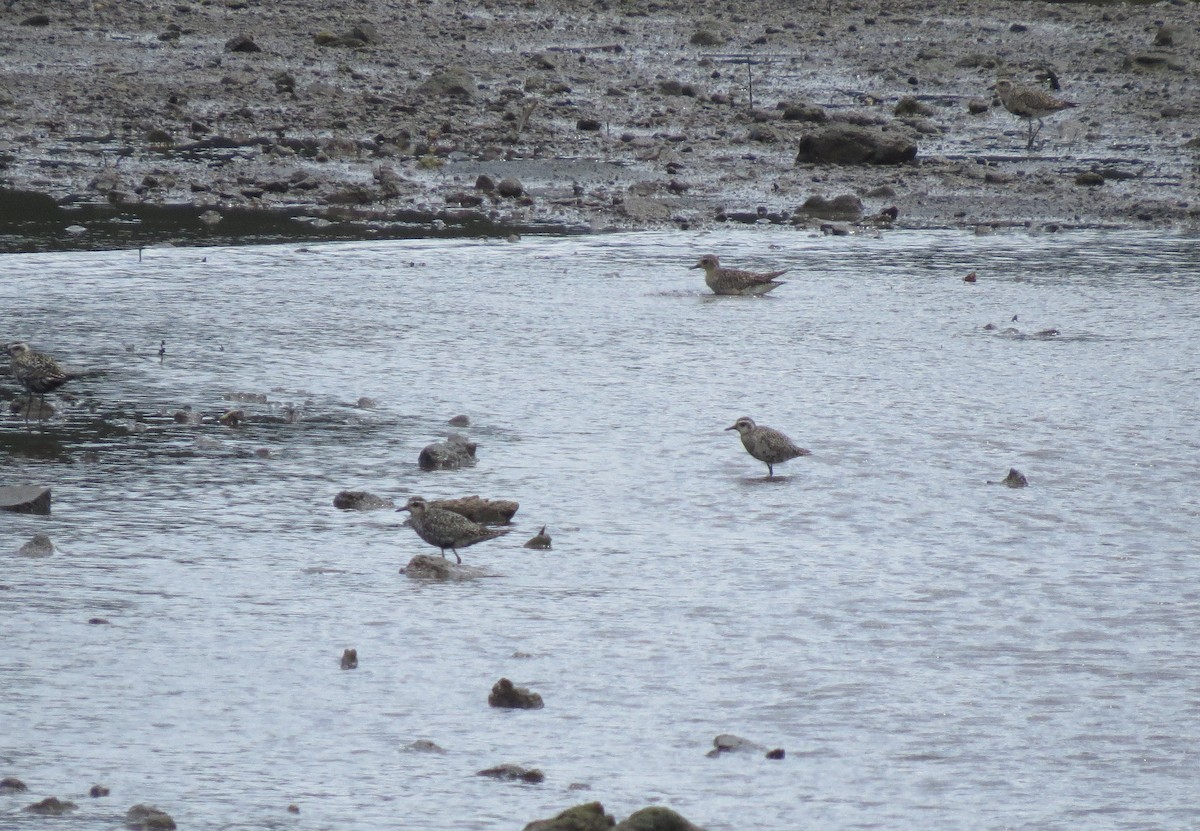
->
726;416;811;478
691;254;788;296
398;496;507;563
6;342;78;424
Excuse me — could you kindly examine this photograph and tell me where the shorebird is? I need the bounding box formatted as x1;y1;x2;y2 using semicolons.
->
691;254;787;296
5;342;78;424
994;78;1077;151
725;416;811;478
397;496;506;563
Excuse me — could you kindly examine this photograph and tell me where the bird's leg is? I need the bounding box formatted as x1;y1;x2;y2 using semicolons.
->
767;463;774;478
452;548;462;564
439;548;448;559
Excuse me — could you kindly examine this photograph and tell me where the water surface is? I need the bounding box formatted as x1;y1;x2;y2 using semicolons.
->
2;228;1198;830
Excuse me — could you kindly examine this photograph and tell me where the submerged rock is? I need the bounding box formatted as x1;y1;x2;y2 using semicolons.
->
1002;468;1028;488
332;490;395;510
405;739;446;753
477;764;545;783
340;648;358;669
418;433;477;470
125;803;177;829
16;533;54;557
489;677;544;709
90;784;110;797
614;806;705;830
400;553;485;580
707;733;765;757
0;777;29;793
24;797;77;815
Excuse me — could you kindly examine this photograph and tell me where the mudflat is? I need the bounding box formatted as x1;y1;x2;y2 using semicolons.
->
0;0;1196;247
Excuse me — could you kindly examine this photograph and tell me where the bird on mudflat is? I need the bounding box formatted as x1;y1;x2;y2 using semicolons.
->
691;254;787;296
5;342;79;424
994;78;1077;151
725;416;811;478
397;496;506;563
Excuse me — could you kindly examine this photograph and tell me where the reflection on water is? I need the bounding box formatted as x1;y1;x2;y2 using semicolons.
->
2;229;1199;830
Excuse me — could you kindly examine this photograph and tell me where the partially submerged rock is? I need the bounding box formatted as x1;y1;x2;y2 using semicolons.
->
795;124;918;165
332;490;395;510
801;194;864;221
0;777;28;793
24;797;77;815
477;764;545;783
431;495;518;524
125;803;177;830
16;533;54;557
340;648;358;669
707;733;780;758
0;485;51;515
523;802;615;831
615;806;705;830
400;553;485;580
523;526;552;550
489;677;544;709
418;433;477;470
405;739;446;753
1002;468;1028;488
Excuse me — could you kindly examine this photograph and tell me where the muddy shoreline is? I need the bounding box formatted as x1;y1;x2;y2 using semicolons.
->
0;0;1196;252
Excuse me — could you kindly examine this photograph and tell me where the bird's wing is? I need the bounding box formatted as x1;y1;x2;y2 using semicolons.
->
727;267;788;290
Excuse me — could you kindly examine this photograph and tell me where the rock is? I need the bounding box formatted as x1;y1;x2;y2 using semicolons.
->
356;397;377;409
340;648;358;669
418;433;477;470
689;30;723;47
795;124;917;165
614;806;704;831
1002;468;1028;488
489;677;544;709
577;118;603;131
747;125;777;143
400;553;482;580
967;98;990;115
765;748;786;760
0;485;51;515
524;526;552;549
417;67;476;100
707;733;765;757
781;103;827;123
801;194;864;221
126;804;177;830
657;80;697;97
89;785;110;797
496;177;524;198
964;271;977;283
332;490;395;510
16;533;54;557
448;414;470;427
218;409;244;426
430;495;518;524
523;801;615;831
0;777;28;793
474;175;495;193
893;96;933;117
10;396;55;420
405;739;446;753
20;14;51;26
478;764;545;783
1155;25;1174;47
1075;171;1105;187
24;797;76;815
224;34;262;53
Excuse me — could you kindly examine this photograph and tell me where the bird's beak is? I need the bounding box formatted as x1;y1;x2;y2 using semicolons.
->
689;262;702;269
396;506;411;513
724;424;737;431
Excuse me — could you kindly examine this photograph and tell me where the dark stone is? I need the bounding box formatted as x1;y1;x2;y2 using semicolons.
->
748;125;777;143
765;748;786;760
781;104;827;123
478;764;545;783
524;526;552;550
801;194;864;221
340;648;358;669
1009;23;1028;33
577;118;603;131
614;806;704;830
1003;468;1028;488
401;553;465;580
497;177;524;198
418;433;477;471
20;14;50;26
1155;26;1174;47
0;188;65;224
894;96;933;117
88;618;110;625
689;30;723;47
405;739;446;753
0;485;51;515
224;34;262;53
795;124;918;165
417;67;476;100
522;801;615;831
474;175;495;192
332;490;395;511
90;785;110;798
489;677;544;709
24;797;76;815
658;80;697;97
1075;171;1105;187
967;98;990;115
448;414;471;427
125;804;177;830
0;777;28;793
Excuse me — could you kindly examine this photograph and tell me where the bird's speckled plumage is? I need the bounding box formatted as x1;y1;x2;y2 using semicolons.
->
6;342;78;423
691;254;787;296
726;416;811;477
398;496;506;563
995;79;1076;150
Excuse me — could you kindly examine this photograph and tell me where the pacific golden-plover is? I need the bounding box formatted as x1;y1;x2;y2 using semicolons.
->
995;78;1077;151
691;254;787;296
5;342;78;423
726;416;811;478
398;496;506;563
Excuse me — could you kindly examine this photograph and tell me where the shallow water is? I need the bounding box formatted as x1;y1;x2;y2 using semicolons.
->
1;228;1198;830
